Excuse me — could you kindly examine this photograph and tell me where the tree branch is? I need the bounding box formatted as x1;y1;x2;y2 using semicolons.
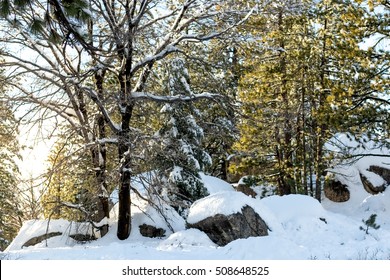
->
130;91;224;103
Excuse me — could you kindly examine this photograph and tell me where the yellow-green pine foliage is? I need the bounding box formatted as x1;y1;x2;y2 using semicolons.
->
233;0;387;195
41;136;96;221
234;0;316;194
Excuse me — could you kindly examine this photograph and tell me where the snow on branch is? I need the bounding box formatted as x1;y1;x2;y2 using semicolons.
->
130;92;224;103
58;202;107;230
77;86;121;133
130;45;181;75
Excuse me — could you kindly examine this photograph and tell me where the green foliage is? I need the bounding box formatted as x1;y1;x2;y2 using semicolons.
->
234;0;317;195
233;0;389;198
30;18;45;35
0;0;92;47
0;61;22;251
360;214;381;234
41;133;103;222
0;0;11;18
152;58;210;216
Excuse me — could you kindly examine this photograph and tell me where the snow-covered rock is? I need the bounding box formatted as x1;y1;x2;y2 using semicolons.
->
186;192;280;246
186;192;275;226
187;205;268;246
324;176;350;202
5;219;95;251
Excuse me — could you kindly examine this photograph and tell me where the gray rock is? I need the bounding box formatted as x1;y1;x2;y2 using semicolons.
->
22;232;62;248
235;184;257;198
139;224;166;238
359;173;386;195
324;178;350;202
69;233;97;243
187;205;268;246
368;165;390;184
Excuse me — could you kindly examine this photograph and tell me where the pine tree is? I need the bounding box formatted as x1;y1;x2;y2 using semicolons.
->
234;0;315;195
154;58;211;217
186;41;240;182
41;137;95;221
360;213;380;234
41;127;116;231
233;0;388;199
0;60;22;251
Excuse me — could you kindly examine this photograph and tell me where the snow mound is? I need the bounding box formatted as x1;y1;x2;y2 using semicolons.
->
261;194;326;222
187;191;281;233
5;219;93;251
323;133;390;220
157;229;216;251
359;187;390;229
5;169;390;259
201;173;235;194
110;193;186;238
222;236;309;259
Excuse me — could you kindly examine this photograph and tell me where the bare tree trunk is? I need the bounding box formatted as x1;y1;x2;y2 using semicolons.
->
116;29;134;238
315;12;329;202
91;115;110;236
91;69;110;237
117;106;133;240
278;10;293;196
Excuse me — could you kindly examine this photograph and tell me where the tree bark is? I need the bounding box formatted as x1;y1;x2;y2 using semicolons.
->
117;105;133;240
92;69;110;237
315;10;329;202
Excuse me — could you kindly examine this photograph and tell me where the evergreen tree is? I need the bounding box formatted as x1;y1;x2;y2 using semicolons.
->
41;127;116;231
41;137;95;221
234;0;315;195
185;41;240;181
0;60;22;251
154;58;210;217
233;0;389;199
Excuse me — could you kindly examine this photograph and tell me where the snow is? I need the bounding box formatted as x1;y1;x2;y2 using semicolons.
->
186;192;279;233
130;91;221;102
157;229;217;251
323;133;390;217
200;172;235;194
4;139;390;260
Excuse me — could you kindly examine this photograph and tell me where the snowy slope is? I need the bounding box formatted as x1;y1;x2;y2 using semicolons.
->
323;134;390;228
3;148;390;260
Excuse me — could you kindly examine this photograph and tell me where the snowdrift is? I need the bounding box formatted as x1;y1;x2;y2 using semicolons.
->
3;138;390;259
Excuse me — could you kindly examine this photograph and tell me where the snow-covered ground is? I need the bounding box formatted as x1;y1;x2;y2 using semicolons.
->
3;139;390;260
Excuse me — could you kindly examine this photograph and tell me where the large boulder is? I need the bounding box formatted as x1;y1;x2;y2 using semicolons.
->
187;205;268;246
358;165;390;195
235;184;257;198
22;232;62;248
324;177;350;202
139;224;166;238
368;165;390;183
359;173;386;195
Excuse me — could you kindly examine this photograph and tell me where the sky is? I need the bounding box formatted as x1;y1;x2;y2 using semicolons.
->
16;121;57;181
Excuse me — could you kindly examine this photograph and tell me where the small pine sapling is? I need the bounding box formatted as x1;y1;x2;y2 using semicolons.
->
360;214;380;234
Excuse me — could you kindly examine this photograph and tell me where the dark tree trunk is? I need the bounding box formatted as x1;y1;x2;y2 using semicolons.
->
275;10;293;196
315;13;329;202
117;42;134;239
92;70;110;236
117;106;133;240
91;115;110;237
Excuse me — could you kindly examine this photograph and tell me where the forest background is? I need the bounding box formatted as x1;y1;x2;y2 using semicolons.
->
0;0;388;251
